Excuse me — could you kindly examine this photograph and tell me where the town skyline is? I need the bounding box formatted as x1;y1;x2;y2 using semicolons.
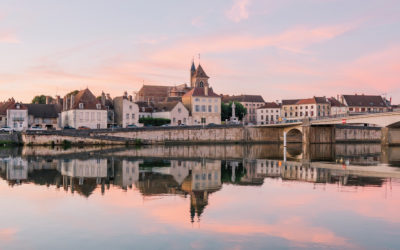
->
1;0;400;102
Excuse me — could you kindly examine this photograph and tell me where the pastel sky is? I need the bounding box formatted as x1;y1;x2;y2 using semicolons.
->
0;0;400;103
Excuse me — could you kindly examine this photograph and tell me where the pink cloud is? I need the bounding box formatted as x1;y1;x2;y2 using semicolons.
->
0;228;17;242
226;0;251;23
0;32;20;44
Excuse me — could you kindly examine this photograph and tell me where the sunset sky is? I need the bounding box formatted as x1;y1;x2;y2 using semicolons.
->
0;0;399;103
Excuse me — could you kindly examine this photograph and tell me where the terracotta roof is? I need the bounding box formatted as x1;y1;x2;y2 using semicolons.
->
258;102;280;109
195;64;209;78
66;88;106;110
183;87;220;98
343;95;387;107
283;97;329;105
222;95;265;103
328;97;346;107
138;85;170;98
26;104;59;118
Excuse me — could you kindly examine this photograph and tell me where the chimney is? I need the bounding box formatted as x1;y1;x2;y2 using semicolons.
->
106;93;111;100
56;95;61;105
337;94;339;101
129;95;133;102
205;86;208;96
70;95;74;109
101;91;106;106
63;96;66;111
45;96;50;104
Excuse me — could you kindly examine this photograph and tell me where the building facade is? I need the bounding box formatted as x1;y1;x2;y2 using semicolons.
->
256;102;281;125
61;88;107;129
7;103;28;131
281;97;331;121
113;94;139;128
26;104;61;130
152;102;190;126
222;95;265;124
182;64;221;125
328;97;348;116
340;94;389;113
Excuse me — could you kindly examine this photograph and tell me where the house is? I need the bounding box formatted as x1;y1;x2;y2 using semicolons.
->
328;97;348;116
134;83;191;103
26;104;61;130
340;94;389;113
256;102;281;125
182;64;221;125
7;103;28;131
61;88;107;129
281;97;331;121
113;93;139;128
136;101;154;119
152;101;190;126
0;98;16;127
222;95;265;124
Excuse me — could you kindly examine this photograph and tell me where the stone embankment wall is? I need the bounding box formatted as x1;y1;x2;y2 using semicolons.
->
0;132;20;144
20;124;388;145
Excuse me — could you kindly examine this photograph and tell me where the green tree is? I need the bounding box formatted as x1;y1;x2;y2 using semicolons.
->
139;117;171;126
67;90;79;96
31;95;53;104
221;101;247;121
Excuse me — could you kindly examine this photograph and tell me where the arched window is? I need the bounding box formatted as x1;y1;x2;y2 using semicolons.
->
199;81;204;87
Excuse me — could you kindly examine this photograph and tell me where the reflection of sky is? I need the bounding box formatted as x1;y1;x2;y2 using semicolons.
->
1;176;399;249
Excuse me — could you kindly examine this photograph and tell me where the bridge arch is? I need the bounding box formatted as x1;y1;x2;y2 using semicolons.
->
285;128;303;143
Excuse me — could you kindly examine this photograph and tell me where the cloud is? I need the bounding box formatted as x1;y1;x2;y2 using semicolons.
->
226;0;251;23
0;228;18;242
0;32;20;44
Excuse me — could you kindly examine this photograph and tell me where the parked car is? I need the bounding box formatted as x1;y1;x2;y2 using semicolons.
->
78;126;90;130
28;126;45;131
0;126;13;132
126;124;137;128
161;124;170;127
63;126;75;130
207;123;218;127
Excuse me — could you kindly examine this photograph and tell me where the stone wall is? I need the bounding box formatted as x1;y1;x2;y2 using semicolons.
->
335;126;381;142
20;124;387;145
381;128;400;146
0;132;20;144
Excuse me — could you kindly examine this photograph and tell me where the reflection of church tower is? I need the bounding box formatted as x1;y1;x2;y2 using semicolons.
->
190;191;209;223
190;63;210;89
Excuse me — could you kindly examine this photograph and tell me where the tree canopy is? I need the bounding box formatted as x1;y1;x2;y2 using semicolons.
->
221;101;247;121
31;95;53;104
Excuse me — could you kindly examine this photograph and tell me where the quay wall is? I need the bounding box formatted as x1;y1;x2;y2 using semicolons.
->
20;125;387;145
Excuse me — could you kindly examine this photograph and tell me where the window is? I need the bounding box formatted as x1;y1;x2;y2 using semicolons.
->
195;105;200;112
214;105;218;113
201;105;206;112
199;81;204;87
129;105;132;109
131;114;135;119
178;108;181;113
96;104;101;110
201;117;206;124
208;105;212;112
79;103;84;109
173;117;176;123
126;114;129;119
91;112;95;121
183;118;187;123
97;112;101;121
195;98;199;102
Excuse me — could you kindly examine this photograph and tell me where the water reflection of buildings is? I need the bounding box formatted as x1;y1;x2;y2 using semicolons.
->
1;143;399;222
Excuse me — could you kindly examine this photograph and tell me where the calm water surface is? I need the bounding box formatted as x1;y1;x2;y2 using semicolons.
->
0;144;400;250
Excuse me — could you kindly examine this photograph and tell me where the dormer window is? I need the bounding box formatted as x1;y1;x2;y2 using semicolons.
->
199;81;204;87
96;104;101;110
16;104;20;109
79;103;84;109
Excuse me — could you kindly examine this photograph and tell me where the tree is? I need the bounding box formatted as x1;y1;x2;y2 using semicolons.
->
67;90;79;96
31;95;53;104
139;117;171;126
221;101;247;121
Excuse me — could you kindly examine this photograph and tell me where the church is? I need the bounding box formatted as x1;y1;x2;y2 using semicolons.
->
182;62;221;125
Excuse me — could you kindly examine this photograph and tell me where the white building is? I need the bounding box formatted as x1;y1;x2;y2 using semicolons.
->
182;64;221;125
328;97;348;116
7;103;28;131
113;94;139;128
256;102;281;125
152;102;190;126
281;97;331;121
61;88;107;129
